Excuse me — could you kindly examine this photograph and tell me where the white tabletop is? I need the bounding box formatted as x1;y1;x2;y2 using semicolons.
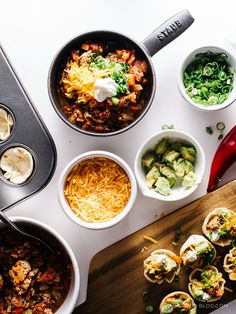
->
1;0;236;312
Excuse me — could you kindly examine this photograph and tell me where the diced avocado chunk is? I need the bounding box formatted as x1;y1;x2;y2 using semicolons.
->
161;304;174;313
154;177;171;196
173;159;186;178
167;177;176;188
155;139;170;155
182;171;196;188
184;160;194;174
141;152;155;169
195;242;209;255
180;146;197;163
145;167;160;188
173;159;194;179
160;166;176;179
145;177;155;189
193;287;203;297
163;150;180;163
152;162;162;169
170;142;182;151
146;167;160;180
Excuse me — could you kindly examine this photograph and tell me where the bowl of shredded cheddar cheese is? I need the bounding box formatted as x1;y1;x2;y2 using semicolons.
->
58;151;137;229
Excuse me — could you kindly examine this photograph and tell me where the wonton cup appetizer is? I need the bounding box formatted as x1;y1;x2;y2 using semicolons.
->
160;291;197;314
180;235;216;268
224;247;236;281
188;266;225;302
144;249;181;284
202;207;236;246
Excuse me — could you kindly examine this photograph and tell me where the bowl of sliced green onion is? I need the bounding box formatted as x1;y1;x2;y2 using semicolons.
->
178;46;236;111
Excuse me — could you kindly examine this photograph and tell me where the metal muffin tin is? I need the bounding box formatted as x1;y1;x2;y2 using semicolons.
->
0;45;57;211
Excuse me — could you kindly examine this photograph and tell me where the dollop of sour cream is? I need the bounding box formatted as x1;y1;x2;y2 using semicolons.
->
0;107;13;141
0;147;34;184
94;78;117;102
155;254;167;265
202;292;211;300
211;231;220;242
186;250;198;262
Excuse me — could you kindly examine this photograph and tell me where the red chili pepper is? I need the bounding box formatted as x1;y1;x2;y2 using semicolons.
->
207;125;236;192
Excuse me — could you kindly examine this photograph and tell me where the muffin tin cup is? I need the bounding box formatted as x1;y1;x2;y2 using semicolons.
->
0;103;15;143
0;143;37;186
0;45;57;211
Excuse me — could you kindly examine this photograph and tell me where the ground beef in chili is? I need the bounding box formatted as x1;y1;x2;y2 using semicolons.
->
0;228;71;314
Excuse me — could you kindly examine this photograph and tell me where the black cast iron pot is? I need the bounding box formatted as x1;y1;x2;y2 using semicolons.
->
48;10;194;137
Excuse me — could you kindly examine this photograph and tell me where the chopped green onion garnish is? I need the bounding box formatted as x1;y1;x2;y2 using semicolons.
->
216;122;225;131
111;97;119;106
142;291;150;301
206;126;213;135
173;275;180;282
162;124;175;130
146;305;154;313
172;229;182;246
185;232;192;239
218;134;224;140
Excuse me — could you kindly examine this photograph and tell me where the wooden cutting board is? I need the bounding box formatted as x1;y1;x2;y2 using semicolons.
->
75;180;236;314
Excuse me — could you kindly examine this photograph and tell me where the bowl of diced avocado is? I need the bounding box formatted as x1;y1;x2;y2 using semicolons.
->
134;129;205;201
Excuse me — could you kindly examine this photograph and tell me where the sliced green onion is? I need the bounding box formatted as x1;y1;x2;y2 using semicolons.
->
206;126;213;135
218;134;224;140
185;232;192;239
172;229;182;246
216;122;225;131
162;124;175;130
203;65;213;76
146;305;154;313
143;291;150;301
111;97;119;106
173;275;180;282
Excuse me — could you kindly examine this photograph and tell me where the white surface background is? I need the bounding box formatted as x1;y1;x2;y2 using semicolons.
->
1;0;236;312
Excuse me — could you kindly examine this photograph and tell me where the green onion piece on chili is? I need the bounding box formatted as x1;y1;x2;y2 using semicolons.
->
112;97;119;106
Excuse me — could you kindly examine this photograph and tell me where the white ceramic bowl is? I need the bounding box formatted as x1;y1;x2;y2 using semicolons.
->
58;151;137;230
134;129;205;201
0;216;80;314
178;45;236;111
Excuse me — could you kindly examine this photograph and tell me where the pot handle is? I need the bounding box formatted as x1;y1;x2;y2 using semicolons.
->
141;10;194;57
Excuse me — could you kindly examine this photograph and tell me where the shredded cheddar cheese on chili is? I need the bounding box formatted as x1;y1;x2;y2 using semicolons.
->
64;157;131;223
61;61;111;104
